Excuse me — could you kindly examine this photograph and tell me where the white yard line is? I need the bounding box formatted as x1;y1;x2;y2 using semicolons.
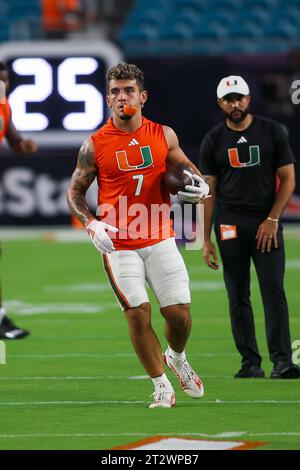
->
0;431;299;439
0;375;232;381
0;376;146;381
1;225;300;241
0;400;299;406
8;352;237;359
0;400;146;406
0;433;244;438
8;353;136;358
0;228;88;242
4;300;116;315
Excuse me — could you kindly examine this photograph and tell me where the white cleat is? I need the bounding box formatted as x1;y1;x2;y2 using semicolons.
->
164;349;204;398
149;383;176;409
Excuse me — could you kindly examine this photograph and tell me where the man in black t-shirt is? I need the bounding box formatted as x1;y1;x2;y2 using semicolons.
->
199;75;300;379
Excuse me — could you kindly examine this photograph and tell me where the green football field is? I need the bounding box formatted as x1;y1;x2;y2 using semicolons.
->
0;228;300;450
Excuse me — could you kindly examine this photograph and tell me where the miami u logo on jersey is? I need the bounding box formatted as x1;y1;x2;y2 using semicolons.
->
116;146;153;171
228;146;260;168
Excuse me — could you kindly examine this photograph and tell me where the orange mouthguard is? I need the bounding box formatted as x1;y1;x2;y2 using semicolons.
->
123;105;139;116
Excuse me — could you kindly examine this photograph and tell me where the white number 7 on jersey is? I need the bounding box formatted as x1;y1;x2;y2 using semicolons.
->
132;174;144;196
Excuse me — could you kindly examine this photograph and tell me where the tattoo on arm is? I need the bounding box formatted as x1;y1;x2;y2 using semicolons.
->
67;138;97;226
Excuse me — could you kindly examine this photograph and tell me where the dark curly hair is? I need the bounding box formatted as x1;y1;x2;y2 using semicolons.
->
107;62;145;91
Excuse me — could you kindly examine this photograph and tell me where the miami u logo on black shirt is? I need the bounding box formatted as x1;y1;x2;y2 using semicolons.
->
228;146;260;168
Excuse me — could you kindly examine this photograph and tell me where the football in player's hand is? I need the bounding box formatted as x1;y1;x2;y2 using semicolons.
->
163;163;197;195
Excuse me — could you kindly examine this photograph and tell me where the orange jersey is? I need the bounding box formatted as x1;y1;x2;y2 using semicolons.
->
92;117;174;250
0;98;11;145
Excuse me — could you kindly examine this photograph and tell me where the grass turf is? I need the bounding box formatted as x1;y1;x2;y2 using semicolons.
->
0;232;299;450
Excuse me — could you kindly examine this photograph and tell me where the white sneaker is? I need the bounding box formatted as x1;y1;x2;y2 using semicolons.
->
164;349;204;398
149;383;176;409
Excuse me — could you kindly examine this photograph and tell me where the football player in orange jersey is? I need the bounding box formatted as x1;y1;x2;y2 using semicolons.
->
0;61;38;339
0;62;38;154
67;63;209;408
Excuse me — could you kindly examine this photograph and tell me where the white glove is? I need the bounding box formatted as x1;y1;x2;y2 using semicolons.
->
85;219;118;254
177;174;210;203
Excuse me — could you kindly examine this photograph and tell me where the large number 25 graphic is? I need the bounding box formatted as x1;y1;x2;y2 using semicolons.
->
228;146;260;168
9;57;103;131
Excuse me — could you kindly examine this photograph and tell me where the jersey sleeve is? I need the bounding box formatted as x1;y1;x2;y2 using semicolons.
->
3;98;11;122
272;122;296;168
198;132;218;175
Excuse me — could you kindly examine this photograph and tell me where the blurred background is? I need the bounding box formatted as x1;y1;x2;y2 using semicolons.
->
1;0;300;226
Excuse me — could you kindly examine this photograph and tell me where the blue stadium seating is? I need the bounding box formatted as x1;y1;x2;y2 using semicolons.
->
264;23;298;39
212;0;241;10
237;11;270;27
0;0;41;43
173;0;208;9
120;23;160;42
120;0;300;55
